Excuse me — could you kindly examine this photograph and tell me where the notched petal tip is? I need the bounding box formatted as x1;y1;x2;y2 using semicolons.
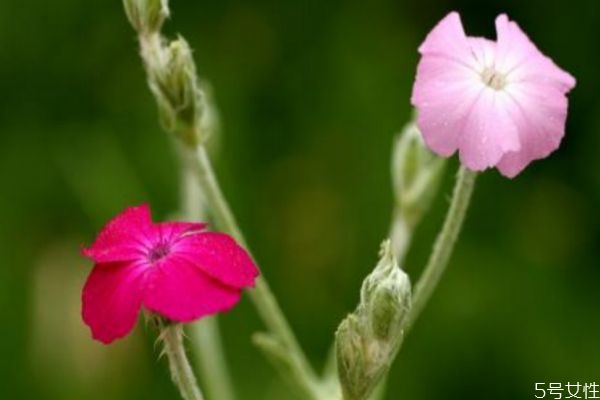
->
418;11;469;57
494;13;509;28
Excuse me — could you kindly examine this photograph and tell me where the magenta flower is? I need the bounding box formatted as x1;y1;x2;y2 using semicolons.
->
411;12;575;177
81;204;259;344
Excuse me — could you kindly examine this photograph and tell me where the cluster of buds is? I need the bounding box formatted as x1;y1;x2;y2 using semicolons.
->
336;241;411;400
123;0;212;146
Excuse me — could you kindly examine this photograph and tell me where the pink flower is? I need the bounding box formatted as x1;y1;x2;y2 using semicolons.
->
411;12;576;177
81;204;259;344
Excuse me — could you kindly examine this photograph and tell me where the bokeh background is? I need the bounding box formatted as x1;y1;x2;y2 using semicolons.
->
1;0;598;399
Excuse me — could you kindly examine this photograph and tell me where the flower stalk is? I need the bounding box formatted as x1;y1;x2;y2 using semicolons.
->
183;144;323;400
123;2;238;400
160;322;205;400
122;0;322;397
405;165;477;330
180;153;237;400
336;165;475;400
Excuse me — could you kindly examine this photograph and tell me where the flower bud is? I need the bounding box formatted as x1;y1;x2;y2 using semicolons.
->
147;37;203;145
360;240;411;341
335;314;369;399
392;120;446;227
335;240;412;400
123;0;170;34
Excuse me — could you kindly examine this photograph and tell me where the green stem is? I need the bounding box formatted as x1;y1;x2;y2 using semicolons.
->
406;166;477;330
362;166;475;400
389;208;413;263
189;319;237;400
180;151;237;400
161;324;205;400
183;144;321;399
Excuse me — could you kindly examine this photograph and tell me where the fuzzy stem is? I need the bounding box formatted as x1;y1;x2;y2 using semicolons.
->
183;144;322;399
180;152;237;400
161;324;205;400
124;0;320;394
360;166;475;400
406;166;477;330
389;209;413;263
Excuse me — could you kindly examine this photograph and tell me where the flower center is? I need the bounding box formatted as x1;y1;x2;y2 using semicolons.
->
480;67;507;91
148;243;170;263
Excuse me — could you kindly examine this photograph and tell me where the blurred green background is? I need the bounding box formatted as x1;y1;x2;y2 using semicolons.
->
1;0;598;399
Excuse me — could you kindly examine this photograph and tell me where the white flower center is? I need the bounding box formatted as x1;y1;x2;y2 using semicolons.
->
480;67;507;91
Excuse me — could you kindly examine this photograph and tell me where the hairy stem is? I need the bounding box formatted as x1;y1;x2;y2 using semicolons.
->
406;166;477;330
183;144;322;399
161;324;205;400
389;209;413;263
180;153;237;400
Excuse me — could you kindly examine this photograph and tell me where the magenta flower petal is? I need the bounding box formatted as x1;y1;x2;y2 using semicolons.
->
82;204;153;263
82;261;147;344
143;257;241;322
81;204;259;343
173;232;259;289
411;12;575;177
155;221;207;242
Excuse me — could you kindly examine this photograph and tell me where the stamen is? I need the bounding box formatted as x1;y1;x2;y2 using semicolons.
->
148;243;170;263
481;67;507;91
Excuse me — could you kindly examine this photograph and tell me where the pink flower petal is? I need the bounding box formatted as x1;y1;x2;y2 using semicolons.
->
496;81;570;177
143;257;242;322
82;261;148;344
82;204;153;263
494;14;539;75
172;232;259;289
418;12;473;66
495;14;576;92
411;53;482;156
458;89;521;170
411;12;575;177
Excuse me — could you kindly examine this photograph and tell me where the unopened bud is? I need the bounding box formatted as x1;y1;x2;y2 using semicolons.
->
123;0;169;34
360;240;411;341
335;314;369;400
335;240;412;400
148;37;202;145
392;120;445;227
